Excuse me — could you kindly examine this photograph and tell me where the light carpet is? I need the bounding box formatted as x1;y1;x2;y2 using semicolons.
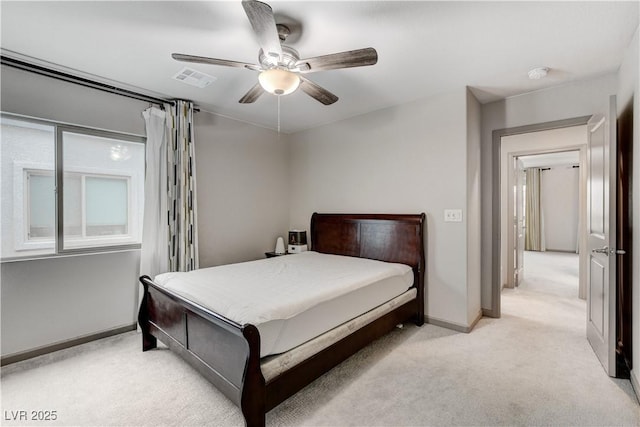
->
2;251;639;426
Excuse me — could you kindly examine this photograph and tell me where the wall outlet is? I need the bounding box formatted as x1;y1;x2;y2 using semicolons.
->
444;209;463;222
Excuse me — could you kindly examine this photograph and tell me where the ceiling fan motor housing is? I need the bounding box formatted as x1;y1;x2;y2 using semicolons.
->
259;45;300;70
276;24;290;42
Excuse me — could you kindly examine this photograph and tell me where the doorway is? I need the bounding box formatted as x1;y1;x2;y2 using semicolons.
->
510;151;583;308
512;150;583;293
499;125;588;300
489;116;593;319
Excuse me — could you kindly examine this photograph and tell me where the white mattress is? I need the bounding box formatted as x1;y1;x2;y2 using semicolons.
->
256;267;413;355
261;289;417;381
154;251;414;356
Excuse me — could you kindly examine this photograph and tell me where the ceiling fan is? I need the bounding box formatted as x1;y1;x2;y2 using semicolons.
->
171;0;378;105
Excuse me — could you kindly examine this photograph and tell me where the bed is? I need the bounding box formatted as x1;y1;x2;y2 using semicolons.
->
138;213;425;426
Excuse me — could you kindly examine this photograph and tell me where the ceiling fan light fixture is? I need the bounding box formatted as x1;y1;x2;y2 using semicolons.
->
258;68;300;95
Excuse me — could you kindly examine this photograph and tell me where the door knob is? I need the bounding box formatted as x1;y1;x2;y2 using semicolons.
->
591;246;626;255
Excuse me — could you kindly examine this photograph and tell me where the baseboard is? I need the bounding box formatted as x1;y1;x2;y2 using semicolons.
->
482;307;499;318
544;249;579;254
631;369;640;403
468;310;483;331
1;324;136;366
425;310;482;333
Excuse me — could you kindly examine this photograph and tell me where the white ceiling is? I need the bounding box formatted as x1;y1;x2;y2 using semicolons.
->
1;1;638;133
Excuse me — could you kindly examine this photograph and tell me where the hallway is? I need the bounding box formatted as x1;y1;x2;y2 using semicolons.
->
518;250;580;298
500;250;638;423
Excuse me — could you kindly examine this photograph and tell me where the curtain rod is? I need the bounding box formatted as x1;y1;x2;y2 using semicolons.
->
1;55;173;107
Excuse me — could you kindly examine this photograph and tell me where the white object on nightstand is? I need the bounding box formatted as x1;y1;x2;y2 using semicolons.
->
275;237;285;254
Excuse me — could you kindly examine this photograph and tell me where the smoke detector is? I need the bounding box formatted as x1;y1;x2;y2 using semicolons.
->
528;67;549;80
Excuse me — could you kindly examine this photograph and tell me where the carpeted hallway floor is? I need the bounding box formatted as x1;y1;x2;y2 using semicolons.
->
1;251;639;426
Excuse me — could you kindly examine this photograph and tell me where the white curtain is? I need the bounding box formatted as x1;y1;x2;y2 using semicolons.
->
140;106;169;278
166;100;199;272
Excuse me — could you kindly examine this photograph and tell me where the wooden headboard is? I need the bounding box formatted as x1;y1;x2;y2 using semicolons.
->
310;212;426;275
310;213;426;321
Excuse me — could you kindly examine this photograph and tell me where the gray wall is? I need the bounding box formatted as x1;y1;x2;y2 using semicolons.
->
0;65;147;357
194;112;290;267
1;252;140;356
540;166;580;252
0;66;147;135
288;88;482;330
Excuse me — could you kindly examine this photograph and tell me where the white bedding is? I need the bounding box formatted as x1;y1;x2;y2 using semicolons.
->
154;251;414;356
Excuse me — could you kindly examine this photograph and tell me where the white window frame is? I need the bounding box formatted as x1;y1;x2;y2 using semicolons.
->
21;168;138;250
25;170;55;244
13;162;56;253
68;173;132;243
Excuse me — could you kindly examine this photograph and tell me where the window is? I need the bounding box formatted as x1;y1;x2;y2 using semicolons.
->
26;171;132;244
60;130;144;251
85;176;129;237
27;170;55;239
1;114;145;259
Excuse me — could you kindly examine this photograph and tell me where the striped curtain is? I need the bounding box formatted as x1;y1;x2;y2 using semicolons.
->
525;168;545;252
166;100;199;272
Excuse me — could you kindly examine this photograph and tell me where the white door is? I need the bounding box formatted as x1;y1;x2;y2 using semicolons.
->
586;102;617;376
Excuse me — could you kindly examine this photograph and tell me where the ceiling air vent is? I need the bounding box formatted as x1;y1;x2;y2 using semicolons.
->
172;67;217;88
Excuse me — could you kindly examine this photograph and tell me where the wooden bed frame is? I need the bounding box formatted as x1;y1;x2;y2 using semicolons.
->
138;213;425;426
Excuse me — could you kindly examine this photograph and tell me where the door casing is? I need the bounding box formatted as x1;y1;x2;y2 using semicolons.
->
489;116;591;317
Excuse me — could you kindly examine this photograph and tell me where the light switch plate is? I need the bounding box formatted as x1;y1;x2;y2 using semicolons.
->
444;209;463;222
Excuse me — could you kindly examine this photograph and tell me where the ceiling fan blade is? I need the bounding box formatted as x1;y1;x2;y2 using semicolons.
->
299;77;338;105
172;53;255;69
239;83;265;104
296;47;378;73
241;0;282;62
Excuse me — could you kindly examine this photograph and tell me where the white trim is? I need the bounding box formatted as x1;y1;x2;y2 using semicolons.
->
13;162;55;254
1;246;141;264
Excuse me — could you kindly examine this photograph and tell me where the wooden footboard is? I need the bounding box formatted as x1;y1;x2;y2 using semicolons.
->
138;276;266;425
139;276;419;426
138;212;426;427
